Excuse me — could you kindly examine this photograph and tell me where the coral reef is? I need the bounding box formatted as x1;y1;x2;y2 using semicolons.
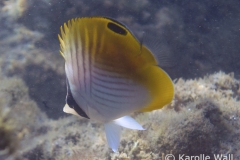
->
0;70;47;160
20;0;240;79
1;0;240;118
0;0;66;119
0;107;18;160
1;0;28;20
0;0;240;159
0;72;237;160
109;72;240;159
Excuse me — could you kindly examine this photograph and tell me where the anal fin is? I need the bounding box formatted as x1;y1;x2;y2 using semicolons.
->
104;122;121;152
104;116;144;152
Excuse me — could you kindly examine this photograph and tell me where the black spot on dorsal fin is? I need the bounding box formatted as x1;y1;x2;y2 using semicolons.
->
66;78;89;119
107;22;127;35
102;17;126;28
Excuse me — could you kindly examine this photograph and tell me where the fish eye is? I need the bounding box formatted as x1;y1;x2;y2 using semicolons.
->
107;22;127;35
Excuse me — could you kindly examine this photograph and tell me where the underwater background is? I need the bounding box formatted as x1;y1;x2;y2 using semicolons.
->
0;0;240;159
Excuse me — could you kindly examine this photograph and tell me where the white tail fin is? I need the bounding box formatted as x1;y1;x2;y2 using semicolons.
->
104;116;144;152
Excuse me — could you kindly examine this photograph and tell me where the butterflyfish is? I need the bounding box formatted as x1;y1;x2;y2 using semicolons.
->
58;17;174;152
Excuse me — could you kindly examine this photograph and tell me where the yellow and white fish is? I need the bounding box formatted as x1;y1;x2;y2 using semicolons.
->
58;17;174;152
